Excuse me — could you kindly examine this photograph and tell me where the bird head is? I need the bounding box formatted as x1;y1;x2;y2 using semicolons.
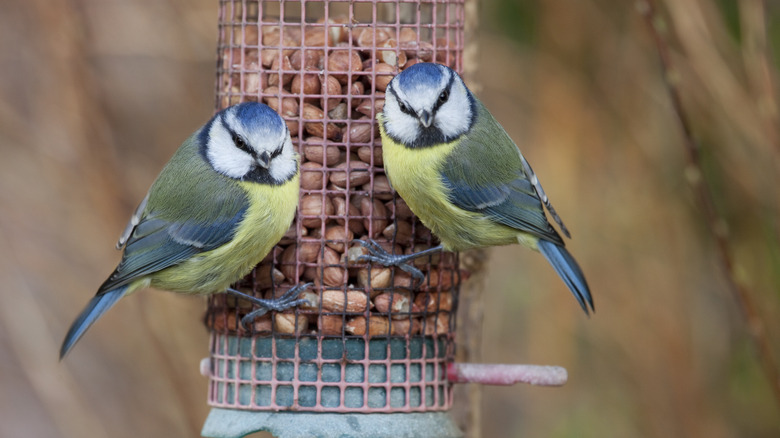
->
383;63;474;148
204;102;297;184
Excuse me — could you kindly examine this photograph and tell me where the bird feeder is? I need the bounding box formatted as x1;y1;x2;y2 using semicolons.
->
201;1;565;437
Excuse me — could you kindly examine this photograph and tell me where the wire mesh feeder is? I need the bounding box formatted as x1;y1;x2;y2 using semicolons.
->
203;0;466;424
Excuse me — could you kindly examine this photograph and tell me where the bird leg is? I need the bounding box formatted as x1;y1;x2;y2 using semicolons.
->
227;283;313;329
357;239;444;283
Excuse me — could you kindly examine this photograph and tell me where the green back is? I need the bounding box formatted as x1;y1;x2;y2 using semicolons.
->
440;100;564;245
99;131;250;293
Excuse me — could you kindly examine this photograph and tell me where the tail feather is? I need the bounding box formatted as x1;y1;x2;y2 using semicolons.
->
537;240;594;315
60;286;128;360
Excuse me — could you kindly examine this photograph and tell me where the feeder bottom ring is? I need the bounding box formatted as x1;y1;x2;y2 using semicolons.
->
201;409;464;438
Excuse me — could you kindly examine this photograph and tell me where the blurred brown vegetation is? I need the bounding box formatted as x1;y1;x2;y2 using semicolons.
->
1;0;779;437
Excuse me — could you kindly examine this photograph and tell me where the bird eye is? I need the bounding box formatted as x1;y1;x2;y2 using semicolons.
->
397;102;407;112
232;134;250;153
438;90;449;105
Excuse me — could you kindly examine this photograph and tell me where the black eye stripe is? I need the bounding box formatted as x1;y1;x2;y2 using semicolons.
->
432;73;456;112
229;130;254;155
388;86;413;116
271;145;283;159
432;89;451;112
234;136;248;151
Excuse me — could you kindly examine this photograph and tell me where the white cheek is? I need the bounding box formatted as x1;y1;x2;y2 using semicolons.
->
383;104;421;145
434;87;471;139
270;158;297;182
269;136;298;182
387;115;421;145
207;122;253;178
433;105;463;138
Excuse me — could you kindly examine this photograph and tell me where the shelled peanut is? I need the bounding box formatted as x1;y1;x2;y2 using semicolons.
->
208;18;461;338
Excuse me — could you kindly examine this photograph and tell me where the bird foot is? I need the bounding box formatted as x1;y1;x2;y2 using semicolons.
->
356;239;430;283
227;283;313;330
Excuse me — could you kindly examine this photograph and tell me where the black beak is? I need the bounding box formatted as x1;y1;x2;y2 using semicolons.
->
418;110;433;128
257;151;271;168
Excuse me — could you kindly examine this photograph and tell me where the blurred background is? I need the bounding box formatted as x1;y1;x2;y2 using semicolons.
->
2;0;779;437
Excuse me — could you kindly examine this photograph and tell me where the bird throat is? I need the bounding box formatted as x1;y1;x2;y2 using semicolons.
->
383;119;452;150
409;125;451;149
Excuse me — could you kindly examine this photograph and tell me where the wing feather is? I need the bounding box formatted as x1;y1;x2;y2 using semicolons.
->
99;204;247;293
440;101;565;246
99;137;250;294
441;170;564;245
116;193;149;249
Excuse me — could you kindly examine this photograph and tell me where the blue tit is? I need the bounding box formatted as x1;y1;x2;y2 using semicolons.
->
60;102;309;359
365;62;593;314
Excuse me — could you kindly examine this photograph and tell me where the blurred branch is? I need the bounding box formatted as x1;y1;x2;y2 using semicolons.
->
638;0;780;408
739;0;780;153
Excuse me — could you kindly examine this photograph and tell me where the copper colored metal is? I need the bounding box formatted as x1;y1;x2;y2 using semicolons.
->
205;0;466;413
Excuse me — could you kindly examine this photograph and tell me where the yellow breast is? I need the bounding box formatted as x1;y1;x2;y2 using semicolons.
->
379;117;519;251
150;174;299;294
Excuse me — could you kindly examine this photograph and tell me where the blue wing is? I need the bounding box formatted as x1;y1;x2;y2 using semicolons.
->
438;102;593;314
98;201;247;293
441;169;564;246
438;101;565;245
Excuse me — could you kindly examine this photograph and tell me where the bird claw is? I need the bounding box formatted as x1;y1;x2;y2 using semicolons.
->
356;239;426;283
228;283;313;330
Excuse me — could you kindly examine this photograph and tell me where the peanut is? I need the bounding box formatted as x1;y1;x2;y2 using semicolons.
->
327;50;363;84
374;291;417;317
302;103;341;140
391;318;421;336
300;162;325;190
345;316;391;336
347;120;373;144
256;264;285;289
357;145;383;166
318;314;344;335
302;139;342;166
360;197;389;237
381;220;412;244
356;267;392;291
321;290;369;313
332;197;365;234
330;160;371;188
324;225;354;253
268;55;293;87
320;75;342;112
274;312;309;334
372;62;395;91
299;193;334;229
290;49;323;71
318;247;347;287
413;291;453;312
423;313;449;335
369;175;393;201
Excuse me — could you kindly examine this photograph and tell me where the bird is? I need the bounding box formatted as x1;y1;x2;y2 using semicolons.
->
60;102;309;359
364;62;593;314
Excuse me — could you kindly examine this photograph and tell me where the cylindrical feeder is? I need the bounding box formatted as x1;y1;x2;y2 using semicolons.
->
200;1;562;437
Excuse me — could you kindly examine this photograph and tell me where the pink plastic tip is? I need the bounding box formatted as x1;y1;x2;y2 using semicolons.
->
447;363;568;387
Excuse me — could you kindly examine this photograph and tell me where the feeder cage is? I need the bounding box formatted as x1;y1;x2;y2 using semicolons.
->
200;1;556;437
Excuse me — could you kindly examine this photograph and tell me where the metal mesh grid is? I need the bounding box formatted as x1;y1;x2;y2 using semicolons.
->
205;0;466;413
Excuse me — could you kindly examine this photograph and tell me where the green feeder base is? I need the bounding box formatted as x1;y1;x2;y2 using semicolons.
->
201;409;463;438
